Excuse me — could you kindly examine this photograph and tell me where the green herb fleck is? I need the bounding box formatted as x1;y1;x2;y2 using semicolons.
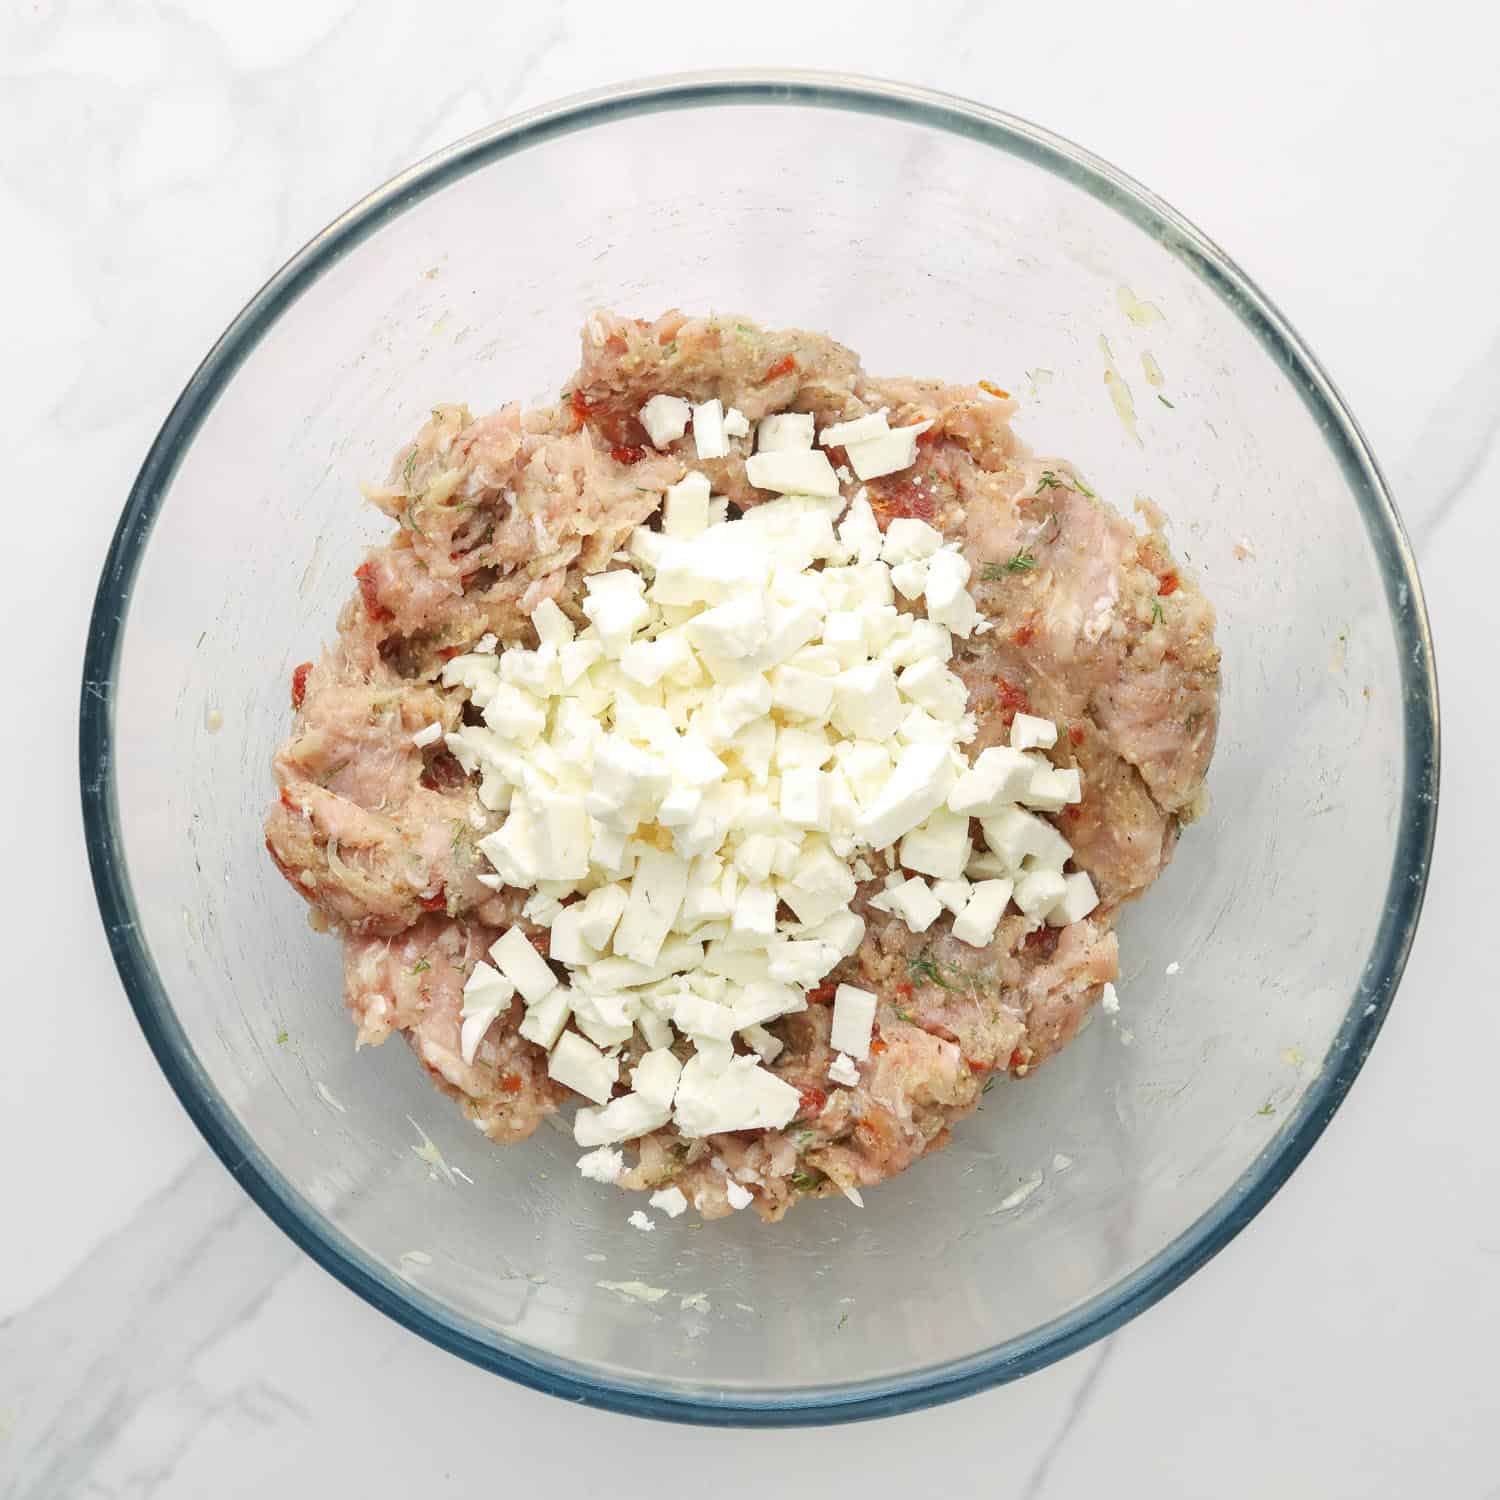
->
317;759;350;786
275;1029;289;1046
1073;475;1096;498
982;1075;998;1095
734;323;755;335
410;958;431;975
908;953;963;992
1150;598;1165;626
1157;394;1175;409
1257;1099;1277;1117
982;549;1038;581
663;341;677;357
1037;470;1063;490
790;1171;821;1192
837;1310;850;1331
402;449;418;486
894;1007;918;1024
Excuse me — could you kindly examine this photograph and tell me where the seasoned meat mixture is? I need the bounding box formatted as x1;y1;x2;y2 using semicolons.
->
265;311;1218;1221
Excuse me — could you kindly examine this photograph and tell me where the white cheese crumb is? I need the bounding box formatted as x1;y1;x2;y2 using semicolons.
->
744;448;840;497
757;412;815;451
830;984;877;1060
722;406;750;438
952;878;1014;948
627;1210;656;1232
547;1031;619;1105
489;926;558;1004
1166;961;1181;976
578;1146;624;1183
725;1180;753;1211
692;398;727;459
1009;713;1058;751
1101;982;1120;1013
1052;1153;1074;1172
640;394;691;448
846;422;932;481
820;410;889;447
649;1185;689;1218
411;721;443;748
828;1051;860;1086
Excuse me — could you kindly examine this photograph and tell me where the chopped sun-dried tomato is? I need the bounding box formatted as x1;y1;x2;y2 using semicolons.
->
290;661;312;710
437;645;463;661
354;561;393;623
499;1073;524;1094
762;353;797;382
807;982;837;1004
278;786;300;812
868;478;936;526
567;389;592;433
978;380;1011;399
1068;724;1086;747
869;1037;889;1056
1023;926;1059;958
1007;1047;1026;1071
610;443;646;466
797;1084;827;1120
420;752;466;793
996;677;1031;725
966;1057;991;1074
419;887;446;911
1011;623;1036;648
1064;805;1082;822
893;981;914;999
1157;572;1180;596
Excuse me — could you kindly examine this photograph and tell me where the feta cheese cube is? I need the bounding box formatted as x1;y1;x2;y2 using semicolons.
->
897;658;969;721
559;638;604;685
932;877;973;915
951;878;1014;947
831;661;904;741
517;987;572;1050
1014;868;1068;919
875;875;943;933
1010;713;1058;751
481;682;548;744
838;494;883;565
548;1031;619;1105
661;470;711;538
780;841;857;926
821;610;866;668
775;725;834;772
613;846;690;965
725;1180;753;1211
692;398;728;459
981;806;1073;873
1046;870;1099;927
635;1004;675;1051
948;746;1036;816
722;407;750;439
845;421;931;480
889;559;930;599
923;547;972;615
780;766;833;830
640;394;691;448
744;449;840;497
490;926;557;1005
857;742;957;849
1021;765;1083;812
928;587;979;637
830;984;877;1059
769;666;835;723
670;991;738;1042
828;1051;861;1086
881;518;945;566
573;1090;672;1145
575;884;628;949
765;938;838;987
687;591;770;662
898;807;972;880
742;1023;784;1063
631;1047;684;1109
548;904;598;966
531;790;590;881
411;721;443;748
730;882;777;943
582;570;650;653
820;410;889;447
756;412;815;452
672;1053;802;1136
801;908;866;960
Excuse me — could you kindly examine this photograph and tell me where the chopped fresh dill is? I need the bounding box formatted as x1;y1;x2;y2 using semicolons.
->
1150;598;1165;625
908;953;963;991
1157;394;1175;409
410;958;431;975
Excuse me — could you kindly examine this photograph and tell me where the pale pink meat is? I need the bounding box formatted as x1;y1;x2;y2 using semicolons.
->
266;310;1220;1221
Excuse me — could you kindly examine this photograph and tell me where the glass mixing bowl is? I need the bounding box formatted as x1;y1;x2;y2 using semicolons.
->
80;72;1439;1424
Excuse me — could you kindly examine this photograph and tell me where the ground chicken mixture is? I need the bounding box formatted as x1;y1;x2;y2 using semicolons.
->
265;311;1219;1223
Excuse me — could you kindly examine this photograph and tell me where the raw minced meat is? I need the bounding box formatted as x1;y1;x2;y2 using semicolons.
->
265;310;1219;1221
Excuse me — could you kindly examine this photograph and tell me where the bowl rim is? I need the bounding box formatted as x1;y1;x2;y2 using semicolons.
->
79;68;1440;1426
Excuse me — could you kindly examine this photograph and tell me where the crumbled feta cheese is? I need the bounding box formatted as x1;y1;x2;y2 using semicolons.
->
1047;870;1099;926
744;449;840;497
830;984;877;1060
952;878;1014;947
692;398;727;459
673;1053;801;1136
742;1023;784;1063
1166;961;1180;976
1021;765;1083;812
948;746;1035;817
882;518;944;566
757;412;815;451
548;1031;619;1105
628;1210;655;1232
640;394;691;448
846;422;931;480
411;721;443;748
828;1051;861;1086
722;407;750;439
871;876;942;933
1014;868;1068;920
858;743;956;849
820;410;889;447
650;1185;689;1217
898;808;972;880
725;1180;753;1211
574;1090;671;1145
1101;981;1120;1014
1010;713;1058;751
490;927;557;1004
981;806;1072;874
517;987;572;1050
578;1146;624;1183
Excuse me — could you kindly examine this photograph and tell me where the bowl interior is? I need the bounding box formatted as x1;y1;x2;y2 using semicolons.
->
85;79;1435;1420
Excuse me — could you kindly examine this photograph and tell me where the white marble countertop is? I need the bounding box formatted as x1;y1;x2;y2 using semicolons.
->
4;1;1497;1494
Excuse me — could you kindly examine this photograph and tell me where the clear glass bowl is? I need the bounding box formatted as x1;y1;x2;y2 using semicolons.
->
80;72;1439;1424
